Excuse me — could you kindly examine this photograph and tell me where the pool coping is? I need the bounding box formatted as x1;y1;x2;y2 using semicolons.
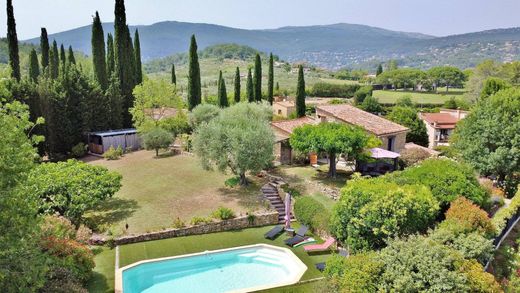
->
114;243;308;293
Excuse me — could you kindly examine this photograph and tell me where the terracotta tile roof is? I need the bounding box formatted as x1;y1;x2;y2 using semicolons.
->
420;113;460;129
274;101;295;108
271;117;315;136
316;104;409;136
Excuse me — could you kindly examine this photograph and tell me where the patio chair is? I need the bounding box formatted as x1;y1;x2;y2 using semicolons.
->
284;225;309;247
264;225;284;240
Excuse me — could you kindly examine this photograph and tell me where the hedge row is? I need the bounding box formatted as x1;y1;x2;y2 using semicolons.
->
492;187;520;235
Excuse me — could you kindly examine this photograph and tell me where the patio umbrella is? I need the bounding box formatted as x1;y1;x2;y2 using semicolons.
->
284;193;292;230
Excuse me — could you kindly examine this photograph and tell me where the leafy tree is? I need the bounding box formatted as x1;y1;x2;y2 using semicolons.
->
171;63;176;85
40;28;50;69
0;101;47;291
234;67;240;103
295;65;306;117
187;35;201;110
387;106;429;146
49;40;59;79
217;71;228;108
133;29;143;85
192;102;274;186
267;53;274;104
67;46;76;65
189;103;220;129
387;59;398;71
246;68;254;102
453;88;520;195
141;127;174;157
389;158;489;208
376;63;383;76
92;11;108;90
331;177;439;251
290;123;376;177
428;66;466;93
7;0;20;80
29;49;40;82
480;77;510;100
26;159;122;225
359;95;383;113
254;53;262;101
106;33;115;76
353;85;373;105
325;252;383;292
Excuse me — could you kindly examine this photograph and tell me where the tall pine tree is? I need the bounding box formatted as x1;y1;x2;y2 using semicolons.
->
133;29;143;85
217;71;228;108
49;40;59;79
187;35;201;110
254;53;262;101
267;53;274;105
6;0;20;80
171;64;176;85
40;28;50;69
59;44;66;67
376;63;383;76
295;65;306;117
246;68;254;102
234;67;240;103
106;33;115;76
68;46;76;65
28;49;40;82
92;11;108;90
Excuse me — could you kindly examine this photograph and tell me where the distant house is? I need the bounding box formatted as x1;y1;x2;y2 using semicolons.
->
419;108;468;148
271;117;316;164
316;104;409;153
87;129;140;155
273;101;296;118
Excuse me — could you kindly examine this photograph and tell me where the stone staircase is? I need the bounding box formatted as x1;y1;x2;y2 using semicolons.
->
261;183;294;223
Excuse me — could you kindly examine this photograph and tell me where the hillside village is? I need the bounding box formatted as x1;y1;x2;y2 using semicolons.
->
1;1;520;293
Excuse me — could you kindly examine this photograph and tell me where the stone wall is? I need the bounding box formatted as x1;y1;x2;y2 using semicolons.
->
90;211;279;246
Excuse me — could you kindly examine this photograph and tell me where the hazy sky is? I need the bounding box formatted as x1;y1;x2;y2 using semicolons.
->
1;0;519;39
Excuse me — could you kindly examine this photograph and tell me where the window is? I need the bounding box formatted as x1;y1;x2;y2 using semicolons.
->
278;109;282;115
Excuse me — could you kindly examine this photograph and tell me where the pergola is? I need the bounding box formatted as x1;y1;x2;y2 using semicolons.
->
357;148;401;176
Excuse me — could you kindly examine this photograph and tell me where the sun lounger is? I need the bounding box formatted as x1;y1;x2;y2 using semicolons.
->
303;237;335;252
264;225;284;240
284;225;309;247
293;237;316;248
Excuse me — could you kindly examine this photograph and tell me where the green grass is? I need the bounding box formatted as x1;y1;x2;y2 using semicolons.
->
87;225;331;292
373;89;466;105
84;151;266;235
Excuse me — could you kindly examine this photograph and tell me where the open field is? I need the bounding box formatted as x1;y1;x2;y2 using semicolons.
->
87;224;331;293
84;151;267;235
373;89;466;105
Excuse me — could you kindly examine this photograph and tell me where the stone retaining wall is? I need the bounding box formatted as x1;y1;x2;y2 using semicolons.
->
90;211;279;246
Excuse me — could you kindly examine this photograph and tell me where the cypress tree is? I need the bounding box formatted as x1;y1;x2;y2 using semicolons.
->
171;64;176;85
134;29;143;85
106;33;115;76
28;49;40;82
253;53;262;101
295;65;306;117
6;0;20;80
49;41;59;79
267;53;274;104
234;67;240;103
376;63;383;76
60;44;66;65
246;68;254;102
92;11;108;90
68;46;76;65
106;73;124;129
275;81;280;93
40;28;50;69
187;35;201;110
218;71;228;108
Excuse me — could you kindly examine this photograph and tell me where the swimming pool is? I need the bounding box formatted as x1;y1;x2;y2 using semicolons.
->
115;244;307;293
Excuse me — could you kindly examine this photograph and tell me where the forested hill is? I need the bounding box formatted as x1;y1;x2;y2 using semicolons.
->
22;21;520;70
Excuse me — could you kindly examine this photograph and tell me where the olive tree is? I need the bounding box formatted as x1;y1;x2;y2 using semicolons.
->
192;102;274;186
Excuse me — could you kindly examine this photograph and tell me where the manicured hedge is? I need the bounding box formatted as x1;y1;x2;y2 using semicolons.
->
294;196;329;232
309;82;360;98
492;187;520;235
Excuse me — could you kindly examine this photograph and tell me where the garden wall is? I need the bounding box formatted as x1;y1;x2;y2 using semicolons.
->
90;211;279;246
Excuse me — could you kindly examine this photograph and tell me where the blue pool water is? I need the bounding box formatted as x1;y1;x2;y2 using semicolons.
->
122;246;303;293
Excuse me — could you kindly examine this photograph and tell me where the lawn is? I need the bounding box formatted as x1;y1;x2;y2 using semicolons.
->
87;224;332;293
84;150;267;235
373;89;466;105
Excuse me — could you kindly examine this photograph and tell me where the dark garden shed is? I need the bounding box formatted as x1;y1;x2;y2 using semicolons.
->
87;129;140;154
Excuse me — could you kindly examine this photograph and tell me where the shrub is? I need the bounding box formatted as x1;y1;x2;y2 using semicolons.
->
331;177;439;251
399;147;432;167
434;145;459;158
103;145;123;160
309;82;360;98
40;215;76;240
430;228;494;264
212;207;235;220
294;196;329;231
281;184;302;197
441;197;495;236
325;252;383;292
457;259;503;292
492;188;520;235
353;85;373;105
141;127;174;157
172;217;185;229
40;267;88;293
389;158;489;209
224;177;240;187
190;216;212;226
71;143;87;158
75;225;93;245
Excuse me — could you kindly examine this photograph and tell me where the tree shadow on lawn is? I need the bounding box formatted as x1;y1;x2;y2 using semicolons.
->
217;179;268;212
87;271;111;293
84;197;139;232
